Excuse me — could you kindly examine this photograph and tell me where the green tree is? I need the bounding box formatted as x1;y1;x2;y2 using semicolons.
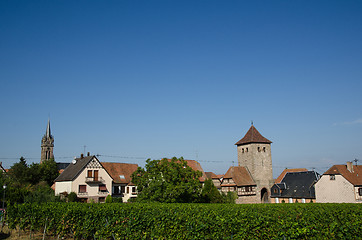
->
200;179;224;203
40;158;59;186
8;156;29;185
131;157;202;203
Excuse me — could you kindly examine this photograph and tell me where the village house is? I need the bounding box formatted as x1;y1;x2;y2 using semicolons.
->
315;162;362;203
54;154;138;203
270;169;320;203
205;172;221;190
220;166;257;203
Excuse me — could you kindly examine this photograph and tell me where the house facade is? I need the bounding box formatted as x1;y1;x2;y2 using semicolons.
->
220;166;257;204
205;172;221;190
270;170;319;203
315;162;362;203
55;154;138;203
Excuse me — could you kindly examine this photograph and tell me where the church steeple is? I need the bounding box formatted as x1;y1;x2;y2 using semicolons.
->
46;119;51;138
41;119;54;163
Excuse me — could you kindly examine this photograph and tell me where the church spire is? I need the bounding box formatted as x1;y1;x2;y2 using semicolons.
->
46;118;51;138
41;119;54;163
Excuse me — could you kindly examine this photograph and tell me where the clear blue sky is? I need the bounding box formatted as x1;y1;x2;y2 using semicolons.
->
1;0;361;178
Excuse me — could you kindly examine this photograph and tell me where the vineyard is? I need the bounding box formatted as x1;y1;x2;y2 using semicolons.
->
5;202;362;239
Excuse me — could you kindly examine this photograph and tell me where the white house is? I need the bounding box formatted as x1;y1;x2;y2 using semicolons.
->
55;154;138;203
315;162;361;203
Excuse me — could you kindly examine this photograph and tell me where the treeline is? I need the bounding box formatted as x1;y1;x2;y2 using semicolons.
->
7;202;362;239
0;157;60;205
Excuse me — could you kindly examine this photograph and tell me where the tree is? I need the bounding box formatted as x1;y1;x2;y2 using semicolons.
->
8;156;29;185
200;179;224;203
40;158;59;186
131;157;202;203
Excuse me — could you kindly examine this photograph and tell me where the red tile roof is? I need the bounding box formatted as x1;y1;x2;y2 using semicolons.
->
275;168;308;184
221;166;256;186
205;172;219;179
235;125;272;146
324;164;362;186
101;162;139;184
165;159;207;182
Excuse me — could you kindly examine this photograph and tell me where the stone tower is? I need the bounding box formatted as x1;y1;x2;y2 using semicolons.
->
235;124;273;202
41;119;54;163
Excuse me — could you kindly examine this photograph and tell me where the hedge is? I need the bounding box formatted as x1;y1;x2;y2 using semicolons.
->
6;202;362;239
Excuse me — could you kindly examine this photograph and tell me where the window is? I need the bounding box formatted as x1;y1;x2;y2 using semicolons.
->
263;147;266;152
113;186;120;194
119;175;125;179
132;187;136;193
273;188;278;194
121;186;126;193
79;185;87;193
87;170;92;178
359;188;362;196
99;184;107;192
330;175;335;180
242;148;244;153
246;148;248;152
258;147;261;152
245;186;250;192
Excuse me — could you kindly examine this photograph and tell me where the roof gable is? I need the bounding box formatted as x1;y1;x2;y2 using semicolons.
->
55;156;97;182
235;125;272;146
222;166;256;186
324;165;362;186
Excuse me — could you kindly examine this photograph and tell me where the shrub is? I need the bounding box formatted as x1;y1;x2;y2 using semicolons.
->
67;192;78;202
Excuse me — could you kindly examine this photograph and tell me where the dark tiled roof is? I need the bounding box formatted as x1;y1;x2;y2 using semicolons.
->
271;171;319;199
101;162;138;184
55;156;94;182
221;166;256;186
275;168;308;184
324;165;362;186
56;162;70;171
235;125;272;146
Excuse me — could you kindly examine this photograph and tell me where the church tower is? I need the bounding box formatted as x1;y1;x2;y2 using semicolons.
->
41;119;54;163
235;124;273;202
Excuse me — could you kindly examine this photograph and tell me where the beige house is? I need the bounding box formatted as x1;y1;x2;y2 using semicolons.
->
315;162;362;203
55;154;138;203
220;166;257;204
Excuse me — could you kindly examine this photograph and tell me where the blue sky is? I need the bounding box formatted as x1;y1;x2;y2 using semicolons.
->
1;1;361;177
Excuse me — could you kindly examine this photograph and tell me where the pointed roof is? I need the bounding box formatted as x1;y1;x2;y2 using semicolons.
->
45;119;52;138
235;125;272;146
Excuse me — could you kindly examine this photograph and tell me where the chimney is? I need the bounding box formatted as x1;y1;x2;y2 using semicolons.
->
87;152;90;157
81;153;84;159
346;161;354;173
